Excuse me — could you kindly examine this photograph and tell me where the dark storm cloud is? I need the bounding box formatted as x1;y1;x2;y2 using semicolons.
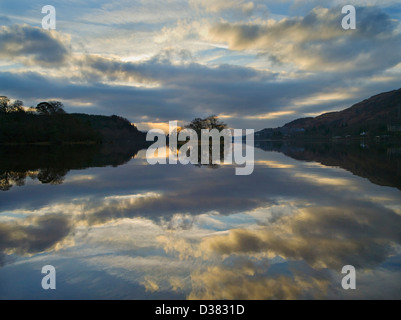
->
0;25;70;66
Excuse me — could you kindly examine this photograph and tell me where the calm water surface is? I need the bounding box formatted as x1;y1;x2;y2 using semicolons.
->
0;142;400;299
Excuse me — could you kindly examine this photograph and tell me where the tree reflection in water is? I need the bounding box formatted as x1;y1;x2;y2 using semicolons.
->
0;143;146;191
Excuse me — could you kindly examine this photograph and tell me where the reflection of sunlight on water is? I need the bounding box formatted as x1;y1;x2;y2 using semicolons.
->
254;160;295;168
294;172;356;188
135;149;149;160
136;142;249;166
104;192;162;201
387;205;401;215
65;175;96;183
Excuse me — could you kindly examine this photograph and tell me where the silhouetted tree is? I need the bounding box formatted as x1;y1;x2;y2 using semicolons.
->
0;97;25;113
0;172;12;191
36;101;66;115
11;100;25;113
184;115;228;136
37;168;68;184
172;116;230;169
0;96;11;113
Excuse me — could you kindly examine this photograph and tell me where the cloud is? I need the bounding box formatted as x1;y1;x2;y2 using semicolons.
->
141;276;160;292
83;179;273;225
190;0;257;15
1;143;401;297
78;0;186;26
188;260;331;299
0;16;11;26
207;6;401;72
83;254;192;295
198;204;401;269
79;49;273;86
0;214;72;263
0;5;400;131
0;24;70;66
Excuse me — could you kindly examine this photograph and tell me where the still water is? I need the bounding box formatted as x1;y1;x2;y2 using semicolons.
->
0;142;400;299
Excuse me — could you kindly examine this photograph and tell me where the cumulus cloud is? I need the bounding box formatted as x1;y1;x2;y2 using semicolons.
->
0;24;70;66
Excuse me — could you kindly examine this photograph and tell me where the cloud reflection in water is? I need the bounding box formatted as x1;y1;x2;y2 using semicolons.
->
0;144;400;299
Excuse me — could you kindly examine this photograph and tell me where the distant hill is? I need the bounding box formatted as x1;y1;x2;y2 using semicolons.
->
256;88;401;140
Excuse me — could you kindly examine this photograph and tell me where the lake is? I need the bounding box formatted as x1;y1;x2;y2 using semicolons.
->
0;141;400;299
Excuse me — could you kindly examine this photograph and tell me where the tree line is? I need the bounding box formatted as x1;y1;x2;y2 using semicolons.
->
0;96;147;144
0;96;66;115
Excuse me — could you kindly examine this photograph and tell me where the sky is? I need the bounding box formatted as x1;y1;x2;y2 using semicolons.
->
1;0;401;132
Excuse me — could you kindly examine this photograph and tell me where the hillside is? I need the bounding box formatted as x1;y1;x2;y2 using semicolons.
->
256;88;401;139
0;112;148;145
71;113;148;144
